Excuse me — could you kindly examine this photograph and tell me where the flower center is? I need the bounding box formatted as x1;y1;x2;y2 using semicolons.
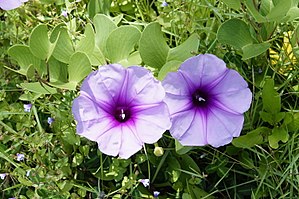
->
192;90;208;107
114;107;131;123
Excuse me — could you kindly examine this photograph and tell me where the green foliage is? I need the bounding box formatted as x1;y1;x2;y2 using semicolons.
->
0;0;298;198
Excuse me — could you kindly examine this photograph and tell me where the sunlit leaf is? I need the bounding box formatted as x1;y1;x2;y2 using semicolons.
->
106;26;141;63
139;22;170;68
29;24;51;60
217;18;253;49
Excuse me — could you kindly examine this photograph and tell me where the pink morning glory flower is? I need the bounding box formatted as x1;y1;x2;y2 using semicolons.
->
0;0;28;10
0;173;6;180
16;153;25;161
139;179;150;187
162;54;252;147
72;64;171;159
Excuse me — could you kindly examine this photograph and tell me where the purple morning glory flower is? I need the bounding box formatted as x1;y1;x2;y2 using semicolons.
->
0;173;6;180
139;179;150;187
161;1;168;7
23;103;32;112
61;10;68;18
47;117;54;125
0;0;27;10
72;64;171;159
16;153;25;161
153;191;160;198
162;54;252;147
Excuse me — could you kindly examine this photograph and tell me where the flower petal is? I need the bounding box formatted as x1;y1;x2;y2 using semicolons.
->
72;95;116;141
163;93;192;115
179;54;227;88
0;0;22;10
206;107;244;147
118;125;143;159
171;109;208;146
211;70;252;114
80;64;126;107
133;103;171;143
126;66;166;105
97;127;122;157
162;72;191;96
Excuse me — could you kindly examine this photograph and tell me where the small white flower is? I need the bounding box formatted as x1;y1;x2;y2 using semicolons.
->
16;153;25;161
139;178;150;187
0;173;6;180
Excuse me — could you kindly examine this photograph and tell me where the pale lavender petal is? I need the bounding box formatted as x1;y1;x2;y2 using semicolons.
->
118;125;143;159
162;72;191;96
133;103;171;143
179;54;227;88
73;95;115;141
80;64;125;105
171;110;208;146
211;69;252;114
163;93;192;115
126;66;166;105
206;107;244;147
0;0;23;10
97;127;122;157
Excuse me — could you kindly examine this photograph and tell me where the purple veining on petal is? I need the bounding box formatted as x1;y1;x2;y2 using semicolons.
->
72;64;171;159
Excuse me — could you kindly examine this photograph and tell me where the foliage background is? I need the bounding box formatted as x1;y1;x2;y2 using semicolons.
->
0;0;298;198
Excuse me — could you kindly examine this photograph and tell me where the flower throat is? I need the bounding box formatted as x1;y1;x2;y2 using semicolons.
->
114;108;131;122
192;90;208;107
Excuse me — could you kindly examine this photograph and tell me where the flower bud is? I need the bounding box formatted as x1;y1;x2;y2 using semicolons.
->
154;146;164;157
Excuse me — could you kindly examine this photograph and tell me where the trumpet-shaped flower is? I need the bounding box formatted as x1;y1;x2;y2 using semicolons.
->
0;0;28;10
72;64;171;159
162;54;252;147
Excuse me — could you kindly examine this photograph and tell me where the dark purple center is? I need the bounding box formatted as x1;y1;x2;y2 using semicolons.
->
192;89;209;107
114;107;131;123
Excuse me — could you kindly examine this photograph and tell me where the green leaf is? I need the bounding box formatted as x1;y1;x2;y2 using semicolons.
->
222;0;241;10
106;26;141;63
158;60;181;81
68;52;92;83
62;131;81;145
166;156;181;183
48;81;77;90
139;22;170;68
217;18;253;49
232;127;268;148
167;34;199;62
118;51;142;67
178;154;201;174
29;24;51;60
245;0;267;23
175;139;193;155
89;46;106;66
242;42;271;60
48;57;68;83
262;78;281;114
20;82;57;94
76;23;95;55
187;183;213;199
51;26;74;63
18;177;33;186
93;14;117;55
266;0;292;22
268;127;289;149
7;45;41;76
285;7;299;22
88;0;110;18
